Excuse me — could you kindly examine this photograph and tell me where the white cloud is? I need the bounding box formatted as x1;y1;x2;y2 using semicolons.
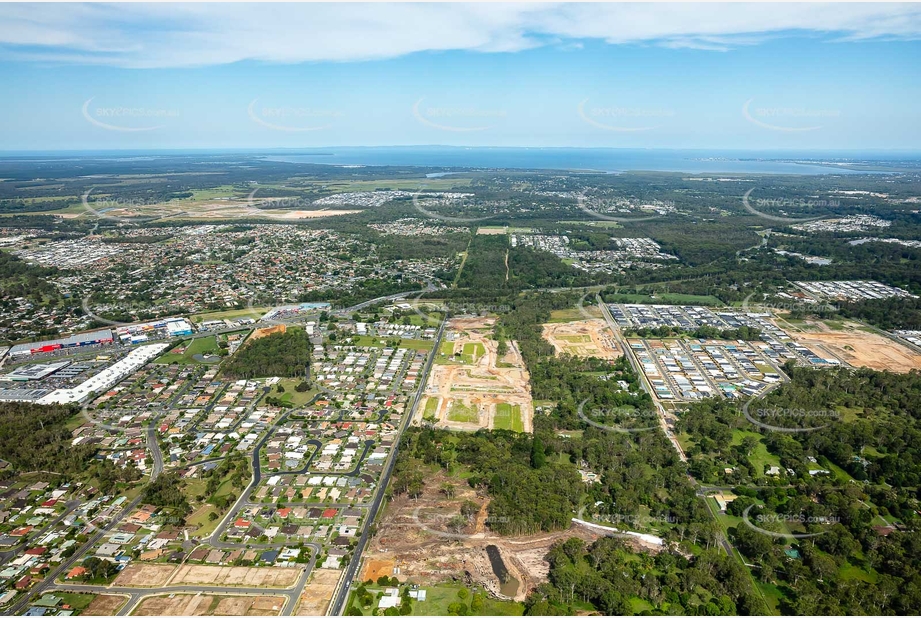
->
0;2;919;68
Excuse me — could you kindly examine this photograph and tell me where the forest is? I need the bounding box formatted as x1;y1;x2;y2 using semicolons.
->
0;402;140;492
678;365;921;614
222;328;312;378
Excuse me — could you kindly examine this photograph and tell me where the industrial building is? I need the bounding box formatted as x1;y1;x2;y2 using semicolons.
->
115;317;194;342
8;330;114;358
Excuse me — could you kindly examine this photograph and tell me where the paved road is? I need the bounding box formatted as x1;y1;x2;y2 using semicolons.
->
7;417;166;615
47;555;318;617
327;314;448;616
0;500;82;566
597;296;688;461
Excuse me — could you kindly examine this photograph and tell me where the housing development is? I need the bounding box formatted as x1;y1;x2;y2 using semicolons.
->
1;3;920;618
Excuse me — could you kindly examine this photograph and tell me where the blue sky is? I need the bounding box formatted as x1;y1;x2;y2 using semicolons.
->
0;2;919;151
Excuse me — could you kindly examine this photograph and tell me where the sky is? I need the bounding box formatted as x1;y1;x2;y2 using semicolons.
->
0;2;919;152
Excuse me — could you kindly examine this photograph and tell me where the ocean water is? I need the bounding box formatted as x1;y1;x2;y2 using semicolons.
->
260;147;900;175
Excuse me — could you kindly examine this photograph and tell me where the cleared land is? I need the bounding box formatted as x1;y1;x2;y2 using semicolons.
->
81;594;127;616
362;469;608;603
250;324;287;340
419;317;533;433
541;319;621;359
294;568;342;616
493;403;524;432
112;563;177;587
361;558;395;582
170;565;300;588
791;325;921;372
132;594;285;616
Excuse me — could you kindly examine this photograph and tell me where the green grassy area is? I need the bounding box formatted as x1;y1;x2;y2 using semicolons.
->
191;306;269;323
729;430;782;476
839;562;878;583
758;582;784;614
402;310;443;326
410;583;523;616
447;401;479;423
274;378;319;407
186;504;221;536
547;307;600;322
52;591;99;612
629;597;654;613
493;403;524;432
352;335;434;352
462;342;486;363
154;336;222;365
558;334;591;343
423;397;439;420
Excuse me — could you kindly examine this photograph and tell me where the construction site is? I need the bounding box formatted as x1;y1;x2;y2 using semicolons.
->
418;317;534;433
542;318;621;359
790;323;921;372
360;470;662;604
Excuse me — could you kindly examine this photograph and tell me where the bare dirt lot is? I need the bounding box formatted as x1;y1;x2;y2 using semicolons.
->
214;595;286;616
82;594;127;615
419;317;533;433
250;324;287;340
294;568;341;616
361;558;395;582
133;594;285;616
476;226;508;235
791;326;921;372
170;565;300;588
542;319;621;359
112;563;177;587
360;470;645;603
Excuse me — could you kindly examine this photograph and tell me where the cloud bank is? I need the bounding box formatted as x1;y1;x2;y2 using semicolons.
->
1;2;920;68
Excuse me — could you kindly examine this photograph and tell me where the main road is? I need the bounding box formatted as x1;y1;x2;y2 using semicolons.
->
327;313;448;616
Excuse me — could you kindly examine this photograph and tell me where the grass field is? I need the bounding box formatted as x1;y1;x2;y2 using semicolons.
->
53;591;98;611
351;335;434;352
447;401;479;423
274;378;319;407
730;430;782;476
186;504;221;536
411;583;523;616
191;307;269;323
154;336;222;365
547;306;601;322
493;403;524;432
461;342;486;363
423;397;439;420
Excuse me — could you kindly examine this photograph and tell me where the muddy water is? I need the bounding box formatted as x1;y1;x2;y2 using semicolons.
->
485;544;519;597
